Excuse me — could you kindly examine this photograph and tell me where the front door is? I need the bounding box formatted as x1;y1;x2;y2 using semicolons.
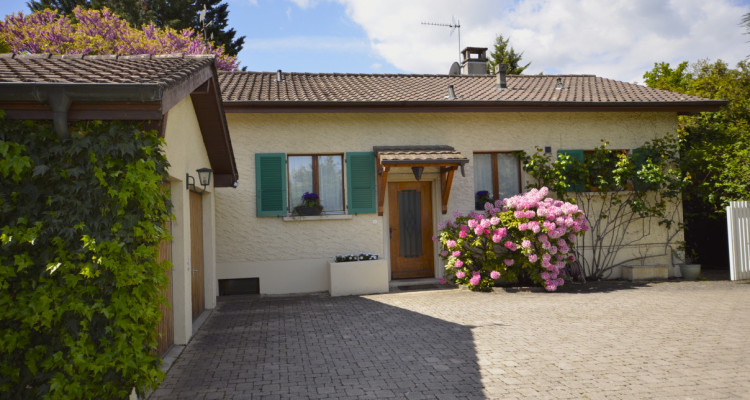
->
189;191;204;321
388;181;434;279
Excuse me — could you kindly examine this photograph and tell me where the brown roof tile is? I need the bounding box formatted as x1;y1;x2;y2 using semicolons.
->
218;71;724;112
374;145;469;165
0;53;215;87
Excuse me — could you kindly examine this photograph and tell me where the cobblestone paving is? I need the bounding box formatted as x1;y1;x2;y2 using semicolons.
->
150;278;750;399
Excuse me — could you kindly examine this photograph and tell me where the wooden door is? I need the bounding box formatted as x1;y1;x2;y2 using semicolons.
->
190;191;205;321
388;181;434;279
155;215;173;356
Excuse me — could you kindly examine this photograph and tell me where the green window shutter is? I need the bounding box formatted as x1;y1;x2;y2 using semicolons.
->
557;149;585;192
346;152;376;214
631;147;651;191
255;153;287;217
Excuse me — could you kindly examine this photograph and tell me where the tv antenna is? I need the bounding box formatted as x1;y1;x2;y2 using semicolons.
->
199;5;213;45
421;16;461;60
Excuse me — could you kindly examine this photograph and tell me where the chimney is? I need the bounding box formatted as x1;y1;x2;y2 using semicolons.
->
495;64;508;89
460;47;488;75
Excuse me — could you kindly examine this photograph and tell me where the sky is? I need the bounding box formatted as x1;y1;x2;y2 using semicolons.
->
2;0;750;83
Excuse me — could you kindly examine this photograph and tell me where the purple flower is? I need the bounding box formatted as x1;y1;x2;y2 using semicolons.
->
490;216;500;226
456;270;466;279
527;254;538;263
302;191;319;200
439;277;447;285
522;240;532;249
446;240;457;248
440;250;449;257
455;259;464;268
504;241;518;251
432;235;438;242
504;259;514;266
490;271;501;280
452;250;461;257
459;230;468;239
470;273;481;286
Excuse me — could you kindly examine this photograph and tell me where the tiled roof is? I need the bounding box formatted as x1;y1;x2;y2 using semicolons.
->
0;53;239;187
0;53;215;86
218;71;723;111
374;146;469;165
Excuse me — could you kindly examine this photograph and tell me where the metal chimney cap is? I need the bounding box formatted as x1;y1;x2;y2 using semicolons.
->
445;84;457;99
494;64;509;74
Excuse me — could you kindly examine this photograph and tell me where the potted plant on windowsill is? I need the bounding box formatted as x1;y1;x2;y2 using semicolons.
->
293;191;324;216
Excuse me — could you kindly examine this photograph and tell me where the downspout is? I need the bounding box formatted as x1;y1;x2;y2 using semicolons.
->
47;88;72;140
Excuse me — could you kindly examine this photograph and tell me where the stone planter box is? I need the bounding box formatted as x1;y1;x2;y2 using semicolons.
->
329;259;389;297
621;264;669;281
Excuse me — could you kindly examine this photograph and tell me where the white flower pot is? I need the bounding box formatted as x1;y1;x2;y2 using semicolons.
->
680;264;701;281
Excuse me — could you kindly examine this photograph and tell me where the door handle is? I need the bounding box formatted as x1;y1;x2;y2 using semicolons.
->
389;227;392;239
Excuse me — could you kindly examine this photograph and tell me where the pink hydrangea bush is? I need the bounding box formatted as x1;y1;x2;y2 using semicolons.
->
437;187;588;291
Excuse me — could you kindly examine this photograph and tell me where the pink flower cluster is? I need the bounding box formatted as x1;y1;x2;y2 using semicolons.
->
501;187;588;291
438;186;587;292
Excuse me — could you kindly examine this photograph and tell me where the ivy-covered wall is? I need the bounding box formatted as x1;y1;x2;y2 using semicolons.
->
0;114;171;399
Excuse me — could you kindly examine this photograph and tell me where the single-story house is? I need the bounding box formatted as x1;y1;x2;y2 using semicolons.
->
214;47;724;294
0;48;726;301
0;53;238;356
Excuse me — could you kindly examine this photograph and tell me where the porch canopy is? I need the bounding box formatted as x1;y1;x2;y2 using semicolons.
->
373;145;469;216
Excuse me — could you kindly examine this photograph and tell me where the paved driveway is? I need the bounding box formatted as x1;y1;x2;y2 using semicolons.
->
150;278;750;399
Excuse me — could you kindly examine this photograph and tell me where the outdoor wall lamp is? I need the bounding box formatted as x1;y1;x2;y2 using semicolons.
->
186;168;213;194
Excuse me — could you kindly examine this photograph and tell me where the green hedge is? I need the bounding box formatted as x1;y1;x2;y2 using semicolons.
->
0;114;171;399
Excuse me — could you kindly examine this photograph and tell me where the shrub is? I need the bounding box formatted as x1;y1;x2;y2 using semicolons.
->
436;187;587;291
0;115;170;398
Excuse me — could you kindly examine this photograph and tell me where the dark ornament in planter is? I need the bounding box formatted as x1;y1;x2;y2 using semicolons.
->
293;205;323;216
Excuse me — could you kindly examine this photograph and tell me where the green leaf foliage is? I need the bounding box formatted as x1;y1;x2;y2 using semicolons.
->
518;137;687;279
487;34;530;75
643;59;750;212
0;116;171;399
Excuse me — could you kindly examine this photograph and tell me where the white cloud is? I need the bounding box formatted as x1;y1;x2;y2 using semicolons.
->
336;0;750;82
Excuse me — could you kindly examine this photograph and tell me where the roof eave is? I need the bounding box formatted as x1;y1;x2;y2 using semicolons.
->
222;99;728;114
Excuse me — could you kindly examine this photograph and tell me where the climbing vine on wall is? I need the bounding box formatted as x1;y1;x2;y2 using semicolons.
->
0;113;171;399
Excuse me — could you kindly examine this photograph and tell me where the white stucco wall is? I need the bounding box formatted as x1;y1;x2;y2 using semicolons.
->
163;96;216;344
217;111;680;294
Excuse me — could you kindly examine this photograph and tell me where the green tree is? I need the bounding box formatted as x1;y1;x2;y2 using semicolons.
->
487;34;530;75
194;0;244;57
643;59;750;266
25;0;245;56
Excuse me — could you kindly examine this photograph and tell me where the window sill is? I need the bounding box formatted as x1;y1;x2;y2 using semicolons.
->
282;214;353;222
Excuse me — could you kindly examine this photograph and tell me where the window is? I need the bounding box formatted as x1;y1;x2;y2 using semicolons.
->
558;148;633;192
255;152;376;217
473;152;521;209
288;155;344;212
